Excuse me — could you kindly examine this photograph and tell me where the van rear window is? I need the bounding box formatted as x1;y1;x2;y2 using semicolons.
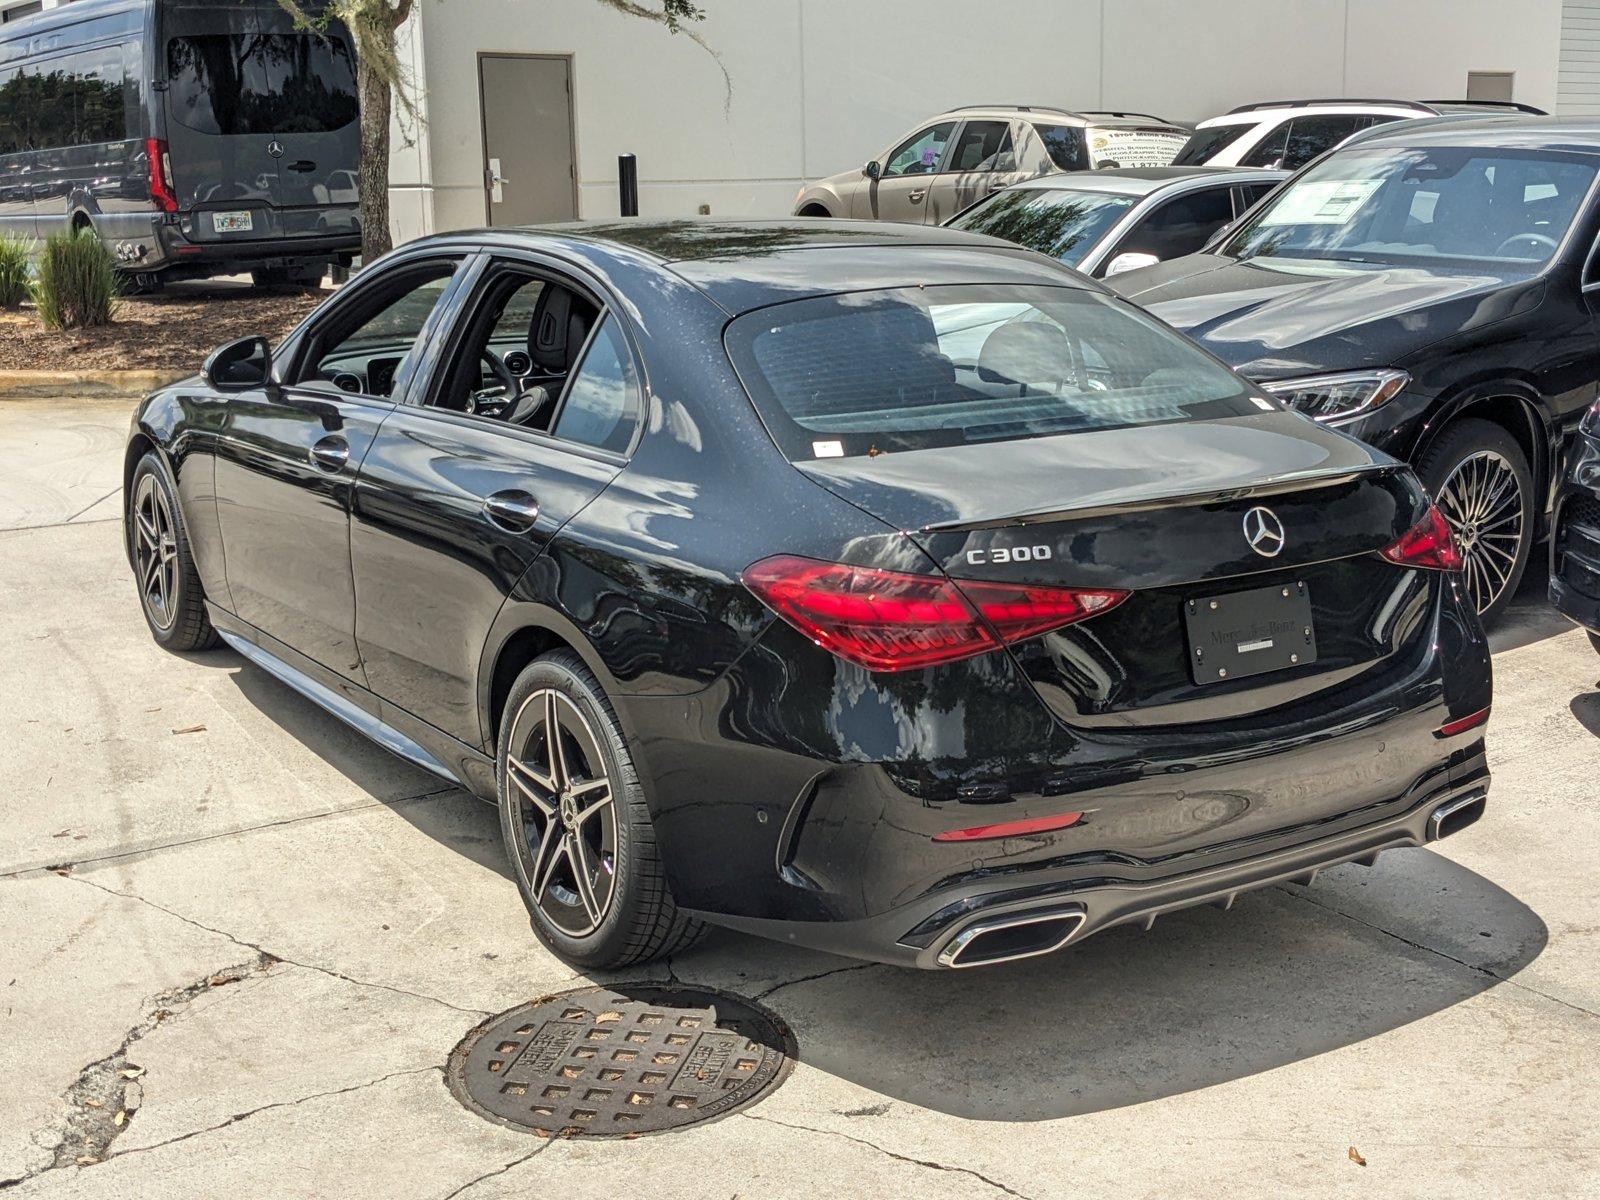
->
725;285;1259;461
166;33;357;136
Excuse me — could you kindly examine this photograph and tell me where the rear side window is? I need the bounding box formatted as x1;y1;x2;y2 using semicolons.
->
726;285;1256;460
167;33;358;136
1115;187;1235;260
551;315;642;455
1172;123;1250;165
1280;114;1388;168
0;44;132;154
1033;124;1088;171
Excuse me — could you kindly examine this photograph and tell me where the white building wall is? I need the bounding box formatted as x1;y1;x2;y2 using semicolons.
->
398;0;1567;239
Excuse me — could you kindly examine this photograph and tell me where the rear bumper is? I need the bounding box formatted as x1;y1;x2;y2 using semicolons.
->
693;762;1490;969
116;209;360;278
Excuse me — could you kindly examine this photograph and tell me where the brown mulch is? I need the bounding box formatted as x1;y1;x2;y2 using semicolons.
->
0;287;324;375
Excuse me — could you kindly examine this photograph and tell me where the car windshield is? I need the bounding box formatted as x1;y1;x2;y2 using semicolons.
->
1220;144;1597;268
725;284;1259;460
948;189;1135;265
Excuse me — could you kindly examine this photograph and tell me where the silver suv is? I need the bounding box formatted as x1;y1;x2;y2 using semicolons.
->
793;105;1189;225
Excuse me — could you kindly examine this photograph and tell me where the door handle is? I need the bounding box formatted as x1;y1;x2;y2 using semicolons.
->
287;159;317;174
484;490;540;533
909;189;926;203
309;436;350;472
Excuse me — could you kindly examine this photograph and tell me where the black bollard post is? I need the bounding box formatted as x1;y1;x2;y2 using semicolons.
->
619;154;639;218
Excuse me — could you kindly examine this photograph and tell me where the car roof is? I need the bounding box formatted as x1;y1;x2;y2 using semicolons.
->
1338;114;1600;153
1005;165;1288;196
410;219;1096;315
1198;101;1431;128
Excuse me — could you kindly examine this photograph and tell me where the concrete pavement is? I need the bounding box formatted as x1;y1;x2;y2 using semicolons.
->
1;396;1597;1198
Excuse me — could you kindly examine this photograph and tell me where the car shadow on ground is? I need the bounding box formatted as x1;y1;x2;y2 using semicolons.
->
208;593;1552;1125
1490;559;1571;654
693;853;1547;1122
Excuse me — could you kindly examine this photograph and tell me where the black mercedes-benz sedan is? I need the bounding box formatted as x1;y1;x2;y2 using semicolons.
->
124;220;1492;971
1112;117;1600;628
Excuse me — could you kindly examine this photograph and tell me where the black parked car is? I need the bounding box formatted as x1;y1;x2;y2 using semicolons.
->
1550;399;1600;653
1112;117;1600;627
125;221;1492;971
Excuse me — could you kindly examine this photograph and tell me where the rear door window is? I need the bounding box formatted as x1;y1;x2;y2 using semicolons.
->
1113;187;1236;260
1279;114;1388;169
725;284;1256;460
550;315;643;455
166;32;358;136
947;120;1013;172
1240;121;1291;167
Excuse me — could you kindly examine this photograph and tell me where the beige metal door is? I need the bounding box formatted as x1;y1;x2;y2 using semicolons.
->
478;54;577;226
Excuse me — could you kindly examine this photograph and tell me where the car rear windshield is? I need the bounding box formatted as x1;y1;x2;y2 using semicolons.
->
1172;123;1251;165
166;33;358;136
947;188;1135;266
1220;144;1598;268
725;285;1259;461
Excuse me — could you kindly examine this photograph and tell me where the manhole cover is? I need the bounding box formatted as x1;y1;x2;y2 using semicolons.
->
446;984;795;1137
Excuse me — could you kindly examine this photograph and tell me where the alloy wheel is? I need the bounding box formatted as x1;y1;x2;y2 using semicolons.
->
132;473;179;630
505;689;618;937
1435;449;1525;617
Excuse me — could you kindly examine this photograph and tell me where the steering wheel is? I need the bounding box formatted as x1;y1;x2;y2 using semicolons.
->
1494;232;1557;258
468;349;520;416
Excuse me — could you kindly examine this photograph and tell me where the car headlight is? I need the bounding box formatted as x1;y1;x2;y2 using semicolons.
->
1257;369;1410;423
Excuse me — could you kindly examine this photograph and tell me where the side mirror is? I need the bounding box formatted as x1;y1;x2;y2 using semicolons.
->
864;160;881;180
1104;251;1161;278
203;335;273;392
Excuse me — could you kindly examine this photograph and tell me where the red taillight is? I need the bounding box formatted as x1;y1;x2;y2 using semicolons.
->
1379;505;1462;572
146;137;177;213
741;554;1128;673
1435;706;1490;738
932;811;1084;842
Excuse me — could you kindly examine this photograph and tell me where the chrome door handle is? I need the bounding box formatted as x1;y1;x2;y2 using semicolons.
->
309;436;349;472
484;490;540;532
909;189;926;202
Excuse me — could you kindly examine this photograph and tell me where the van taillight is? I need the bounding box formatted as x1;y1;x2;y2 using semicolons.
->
146;138;177;213
1379;505;1462;572
741;554;1128;673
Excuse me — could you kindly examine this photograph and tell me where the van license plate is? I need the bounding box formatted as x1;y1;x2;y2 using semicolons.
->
213;211;253;233
1184;581;1317;685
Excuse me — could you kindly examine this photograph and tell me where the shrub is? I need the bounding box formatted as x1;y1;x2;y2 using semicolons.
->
34;228;118;330
0;234;30;309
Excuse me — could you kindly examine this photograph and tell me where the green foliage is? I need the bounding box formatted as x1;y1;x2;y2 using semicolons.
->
34;228;118;330
0;234;31;309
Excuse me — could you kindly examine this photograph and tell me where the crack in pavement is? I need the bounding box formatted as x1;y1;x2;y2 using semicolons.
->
103;1066;445;1167
1276;884;1600;1020
63;872;492;1019
0;952;278;1191
437;1141;554;1199
752;961;883;1003
0;786;460;880
744;1113;1036;1200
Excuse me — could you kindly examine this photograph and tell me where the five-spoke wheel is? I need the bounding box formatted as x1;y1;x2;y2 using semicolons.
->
506;689;618;937
496;652;703;968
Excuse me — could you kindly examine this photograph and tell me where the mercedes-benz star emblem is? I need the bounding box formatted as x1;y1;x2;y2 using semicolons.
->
267;141;285;159
1243;506;1286;558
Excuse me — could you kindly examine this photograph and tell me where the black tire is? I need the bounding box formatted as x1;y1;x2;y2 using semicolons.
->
1417;417;1534;630
127;452;219;652
496;651;704;969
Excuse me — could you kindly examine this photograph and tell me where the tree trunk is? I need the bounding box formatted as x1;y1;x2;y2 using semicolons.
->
355;46;394;263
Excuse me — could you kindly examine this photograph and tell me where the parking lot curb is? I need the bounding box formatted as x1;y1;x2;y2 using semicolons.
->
0;370;187;400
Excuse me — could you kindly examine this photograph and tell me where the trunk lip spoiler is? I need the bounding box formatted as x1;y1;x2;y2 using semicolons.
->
909;462;1408;535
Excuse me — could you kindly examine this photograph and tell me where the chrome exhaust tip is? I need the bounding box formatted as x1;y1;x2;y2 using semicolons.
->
936;906;1086;969
1428;791;1487;842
